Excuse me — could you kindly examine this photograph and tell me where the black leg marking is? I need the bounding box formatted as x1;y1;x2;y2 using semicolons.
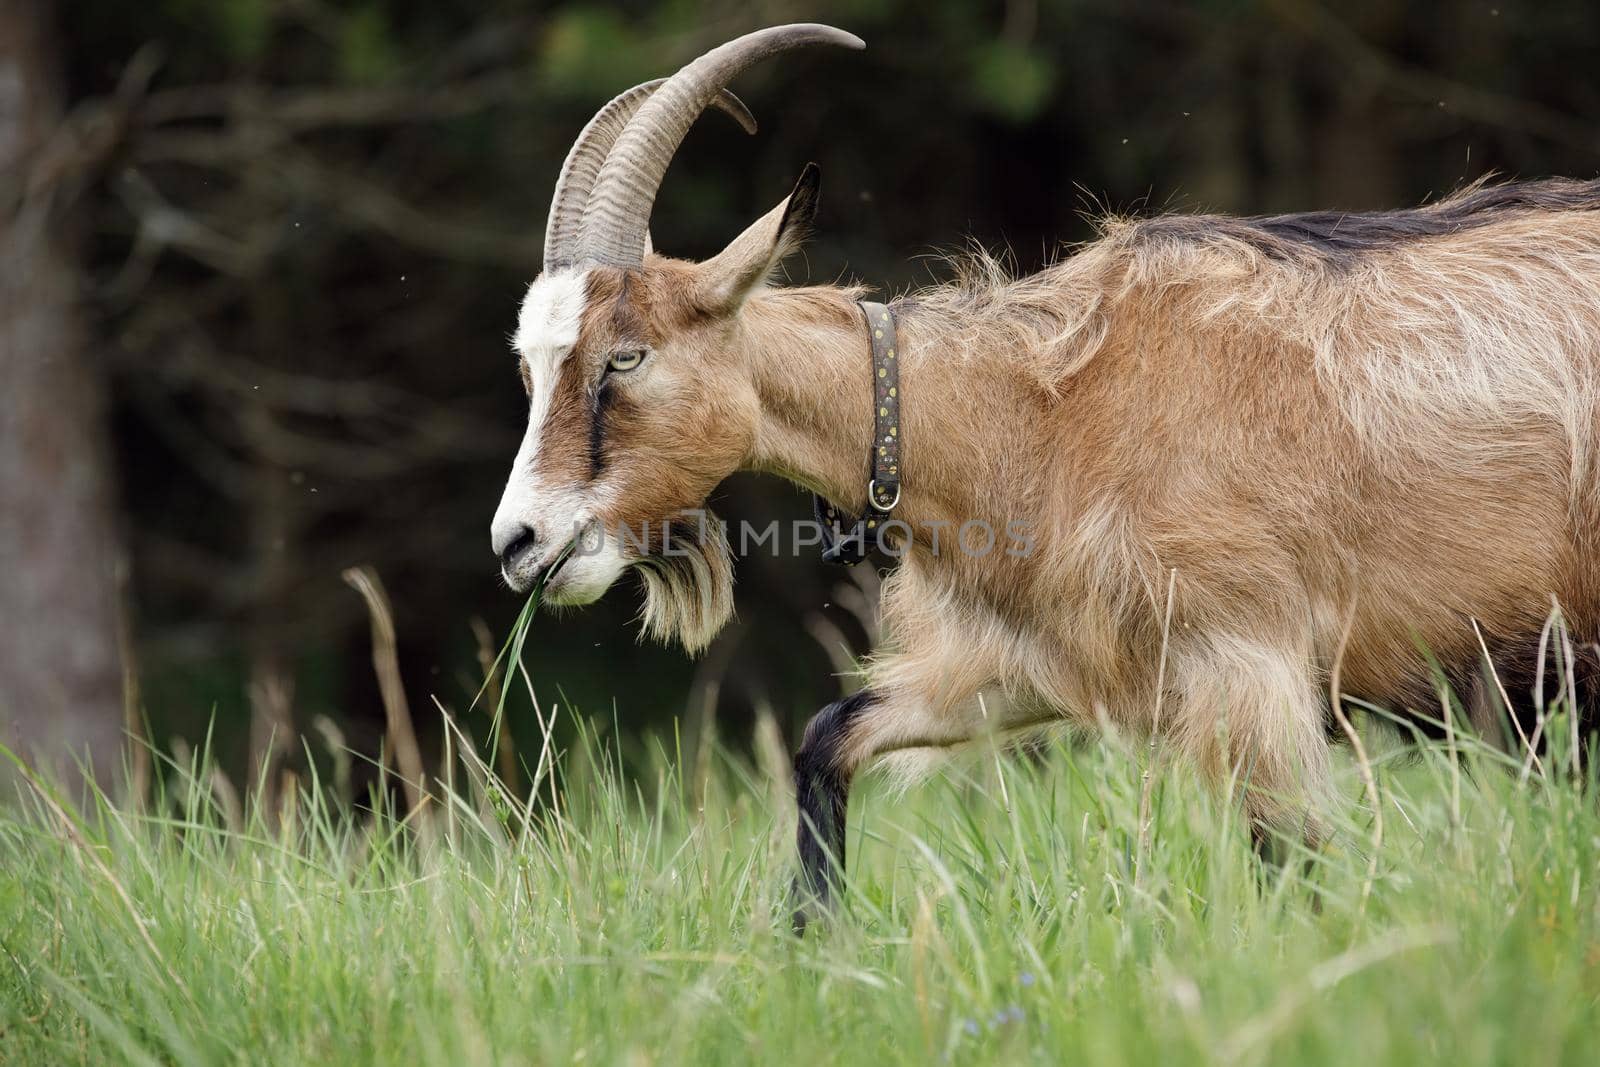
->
790;689;877;934
1250;818;1288;870
1251;815;1324;912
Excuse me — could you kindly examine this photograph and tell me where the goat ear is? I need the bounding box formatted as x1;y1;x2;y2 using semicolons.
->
693;163;819;314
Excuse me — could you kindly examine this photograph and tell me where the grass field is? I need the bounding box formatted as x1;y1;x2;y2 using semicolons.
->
2;687;1597;1067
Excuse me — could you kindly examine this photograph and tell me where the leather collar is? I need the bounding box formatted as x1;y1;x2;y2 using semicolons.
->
814;300;902;565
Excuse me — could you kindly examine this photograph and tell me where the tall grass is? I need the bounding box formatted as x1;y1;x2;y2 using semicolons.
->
2;594;1598;1064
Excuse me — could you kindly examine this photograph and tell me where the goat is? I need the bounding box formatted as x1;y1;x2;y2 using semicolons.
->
489;24;1600;926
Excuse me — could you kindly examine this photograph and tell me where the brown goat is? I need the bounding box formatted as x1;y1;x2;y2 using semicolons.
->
489;26;1600;924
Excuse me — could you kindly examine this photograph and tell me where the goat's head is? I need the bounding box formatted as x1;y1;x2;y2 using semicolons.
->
491;24;862;650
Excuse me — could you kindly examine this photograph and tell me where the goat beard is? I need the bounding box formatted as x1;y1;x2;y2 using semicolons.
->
633;510;734;654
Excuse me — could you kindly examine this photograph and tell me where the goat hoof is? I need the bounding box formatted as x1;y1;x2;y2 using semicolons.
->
789;881;832;936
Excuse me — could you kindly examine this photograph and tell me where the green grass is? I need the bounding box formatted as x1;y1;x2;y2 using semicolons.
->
2;699;1598;1066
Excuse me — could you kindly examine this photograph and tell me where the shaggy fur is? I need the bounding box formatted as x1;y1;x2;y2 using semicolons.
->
500;175;1600;848
633;511;736;652
861;179;1600;832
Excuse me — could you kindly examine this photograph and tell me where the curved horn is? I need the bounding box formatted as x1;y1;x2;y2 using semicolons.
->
576;24;864;269
544;82;756;272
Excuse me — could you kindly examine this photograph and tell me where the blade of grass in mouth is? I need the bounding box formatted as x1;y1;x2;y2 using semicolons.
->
471;538;580;732
532;538;578;607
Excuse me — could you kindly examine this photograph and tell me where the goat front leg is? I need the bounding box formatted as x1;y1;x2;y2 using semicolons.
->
790;689;877;931
1165;633;1334;865
789;683;991;933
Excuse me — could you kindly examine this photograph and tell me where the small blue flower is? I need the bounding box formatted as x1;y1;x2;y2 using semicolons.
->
1006;1004;1025;1023
963;1018;980;1037
1019;971;1037;987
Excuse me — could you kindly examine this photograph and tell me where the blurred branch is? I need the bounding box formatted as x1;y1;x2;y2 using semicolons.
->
137;70;529;131
12;40;541;239
271;150;542;268
118;297;506;427
112;168;280;277
1267;0;1600;156
124;137;541;268
2;44;162;217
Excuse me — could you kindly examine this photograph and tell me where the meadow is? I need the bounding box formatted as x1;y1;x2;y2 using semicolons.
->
2;645;1598;1065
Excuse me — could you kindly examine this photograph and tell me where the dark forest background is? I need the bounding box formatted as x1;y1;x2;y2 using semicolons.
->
5;0;1599;799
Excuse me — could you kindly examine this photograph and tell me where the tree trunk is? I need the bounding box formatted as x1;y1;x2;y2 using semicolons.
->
0;0;127;788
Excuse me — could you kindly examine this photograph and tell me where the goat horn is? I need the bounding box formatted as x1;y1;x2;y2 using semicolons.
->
575;24;864;270
544;81;756;272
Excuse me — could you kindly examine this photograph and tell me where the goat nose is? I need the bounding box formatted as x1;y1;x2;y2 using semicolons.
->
498;525;541;571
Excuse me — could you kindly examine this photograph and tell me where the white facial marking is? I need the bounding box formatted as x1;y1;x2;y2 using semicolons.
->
513;268;588;443
492;269;628;599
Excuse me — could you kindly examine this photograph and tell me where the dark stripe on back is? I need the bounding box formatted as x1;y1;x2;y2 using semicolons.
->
1133;176;1600;263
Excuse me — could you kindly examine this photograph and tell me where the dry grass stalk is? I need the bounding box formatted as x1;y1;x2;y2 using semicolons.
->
343;566;430;836
1329;598;1382;911
1135;567;1177;887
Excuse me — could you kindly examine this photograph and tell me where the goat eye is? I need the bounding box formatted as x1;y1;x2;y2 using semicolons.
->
607;349;646;372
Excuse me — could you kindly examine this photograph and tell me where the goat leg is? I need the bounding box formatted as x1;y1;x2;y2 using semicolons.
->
790;689;876;933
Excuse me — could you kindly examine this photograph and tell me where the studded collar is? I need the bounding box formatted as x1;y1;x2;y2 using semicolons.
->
814;300;902;566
